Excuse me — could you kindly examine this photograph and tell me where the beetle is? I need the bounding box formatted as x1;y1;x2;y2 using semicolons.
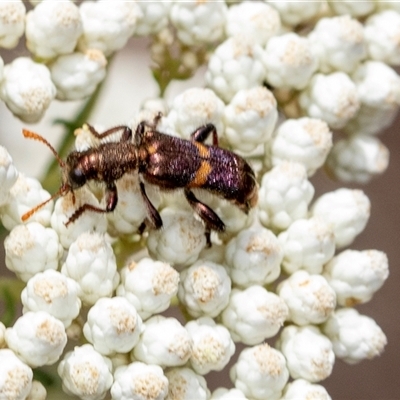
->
22;114;258;244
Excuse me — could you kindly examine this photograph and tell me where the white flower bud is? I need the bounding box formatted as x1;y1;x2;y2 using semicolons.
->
278;217;335;275
135;1;171;36
0;145;18;207
1;173;53;230
326;134;389;183
167;87;225;139
78;0;141;56
322;308;387;364
230;343;289;400
21;269;81;327
61;232;119;305
277;325;335;382
58;344;113;400
26;380;47;400
211;388;248;400
327;0;376;18
0;349;33;400
83;297;143;356
50;50;107;101
133;316;192;367
262;33;318;89
5;311;67;368
364;10;400;65
0;57;56;122
205;35;265;103
311;188;370;248
111;362;168;400
323;249;389;306
170;1;227;46
225;227;283;287
25;0;82;59
223;87;277;154
267;118;332;176
299;72;360;129
147;207;207;268
50;188;107;249
277;271;336;325
222;285;288;345
178;260;231;318
0;1;25;49
4;222;62;282
225;2;280;46
267;1;323;27
166;367;209;400
281;379;332;400
309;16;366;74
117;257;179;320
351;61;400;109
186;317;235;375
107;173;160;236
258;162;314;231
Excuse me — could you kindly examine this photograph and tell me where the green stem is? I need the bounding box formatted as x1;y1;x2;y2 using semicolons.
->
0;278;25;326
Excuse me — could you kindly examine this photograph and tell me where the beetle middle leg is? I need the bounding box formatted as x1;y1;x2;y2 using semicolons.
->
139;182;163;230
191;124;219;146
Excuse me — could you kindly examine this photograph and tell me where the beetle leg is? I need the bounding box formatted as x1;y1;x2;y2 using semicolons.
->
190;124;219;146
86;124;132;142
139;182;163;230
184;189;225;233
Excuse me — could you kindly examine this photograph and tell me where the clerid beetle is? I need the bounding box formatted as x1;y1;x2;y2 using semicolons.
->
22;113;258;244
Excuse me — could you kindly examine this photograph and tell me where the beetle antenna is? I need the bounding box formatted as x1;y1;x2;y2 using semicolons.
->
22;129;66;168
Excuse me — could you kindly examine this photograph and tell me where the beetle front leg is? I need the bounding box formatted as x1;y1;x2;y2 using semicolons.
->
191;124;219;146
86;124;132;142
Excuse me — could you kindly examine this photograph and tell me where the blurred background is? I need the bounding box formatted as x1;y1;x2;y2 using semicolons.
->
1;37;399;400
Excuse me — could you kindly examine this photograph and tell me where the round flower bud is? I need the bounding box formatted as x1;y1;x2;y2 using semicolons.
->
211;388;248;400
0;145;18;207
262;33;318;89
311;188;370;248
117;257;179;320
1;174;53;230
230;343;289;400
225;227;283;287
5;311;67;368
278;217;335;275
111;362;168;400
0;1;25;49
133;316;192;368
5;222;63;282
134;1;171;36
221;285;288;345
61;232;119;305
25;0;82;59
83;297;143;356
326;134;389;183
205;35;265;103
178;260;231;318
327;0;376;18
0;349;33;400
277;325;335;382
258;162;314;231
58;344;113;400
0;57;56;122
308;15;366;74
267;1;322;27
50;50;107;101
186;317;235;375
223;86;278;154
166;367;209;400
21;269;81;327
322;308;387;364
267;118;332;176
169;1;227;46
225;2;280;46
323;249;389;306
277;271;336;325
299;72;359;129
281;379;332;400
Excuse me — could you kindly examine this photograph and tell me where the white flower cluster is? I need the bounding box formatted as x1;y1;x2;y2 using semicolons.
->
0;1;395;399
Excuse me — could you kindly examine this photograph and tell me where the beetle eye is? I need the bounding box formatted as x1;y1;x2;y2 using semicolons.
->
70;168;86;187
